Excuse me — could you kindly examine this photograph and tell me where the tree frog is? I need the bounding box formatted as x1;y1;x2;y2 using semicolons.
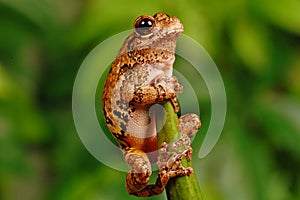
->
102;13;200;197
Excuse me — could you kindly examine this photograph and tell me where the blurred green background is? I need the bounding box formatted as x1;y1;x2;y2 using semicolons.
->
1;0;300;199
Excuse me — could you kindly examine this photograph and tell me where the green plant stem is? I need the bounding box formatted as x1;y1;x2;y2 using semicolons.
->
157;101;203;200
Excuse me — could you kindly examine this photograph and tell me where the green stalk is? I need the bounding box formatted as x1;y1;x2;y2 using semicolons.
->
157;101;203;200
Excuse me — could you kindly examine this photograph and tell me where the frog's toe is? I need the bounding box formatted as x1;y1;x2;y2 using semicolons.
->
178;113;201;137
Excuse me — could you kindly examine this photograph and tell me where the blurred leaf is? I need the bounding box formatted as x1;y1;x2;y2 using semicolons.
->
284;52;300;99
0;64;15;99
253;0;300;35
231;18;270;73
257;94;300;157
0;0;57;30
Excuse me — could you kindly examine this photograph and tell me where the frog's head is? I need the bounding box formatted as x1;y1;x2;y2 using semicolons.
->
122;13;183;55
134;13;183;38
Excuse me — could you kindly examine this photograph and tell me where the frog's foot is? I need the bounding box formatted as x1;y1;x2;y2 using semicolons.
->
130;139;194;197
158;132;194;167
178;113;201;137
151;74;182;113
155;134;195;185
152;74;183;96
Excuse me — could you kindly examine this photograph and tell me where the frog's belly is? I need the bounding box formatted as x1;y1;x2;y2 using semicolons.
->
127;135;158;153
127;105;155;136
126;105;158;152
126;134;158;162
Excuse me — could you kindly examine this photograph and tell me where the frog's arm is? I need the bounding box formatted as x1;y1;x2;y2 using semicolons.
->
158;101;203;200
130;75;182;109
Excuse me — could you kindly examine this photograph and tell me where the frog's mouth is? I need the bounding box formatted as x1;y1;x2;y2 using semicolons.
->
139;28;183;39
140;32;154;38
167;28;183;35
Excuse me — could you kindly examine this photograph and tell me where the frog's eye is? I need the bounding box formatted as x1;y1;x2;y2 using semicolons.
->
137;18;153;28
134;16;154;36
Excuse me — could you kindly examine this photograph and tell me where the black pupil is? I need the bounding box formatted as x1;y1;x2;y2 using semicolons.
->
139;19;152;28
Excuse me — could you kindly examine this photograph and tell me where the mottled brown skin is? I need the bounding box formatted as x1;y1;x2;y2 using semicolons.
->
102;13;201;197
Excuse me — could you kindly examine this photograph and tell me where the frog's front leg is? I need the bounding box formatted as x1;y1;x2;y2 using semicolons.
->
131;75;182;112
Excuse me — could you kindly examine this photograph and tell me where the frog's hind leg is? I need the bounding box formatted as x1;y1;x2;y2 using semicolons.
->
125;143;194;197
124;148;153;195
131;113;201;197
125;114;201;197
125;144;193;197
126;141;194;197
